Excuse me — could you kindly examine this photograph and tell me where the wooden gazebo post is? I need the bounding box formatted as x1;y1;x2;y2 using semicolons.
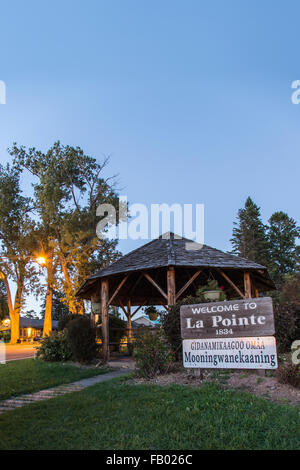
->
244;271;252;299
101;278;109;363
167;266;176;306
126;299;133;354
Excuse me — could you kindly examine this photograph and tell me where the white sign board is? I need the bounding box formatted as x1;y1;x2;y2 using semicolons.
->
183;336;278;369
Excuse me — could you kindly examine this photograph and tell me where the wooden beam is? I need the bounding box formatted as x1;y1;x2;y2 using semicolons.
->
167;266;176;306
131;300;147;318
107;275;128;306
143;272;168;300
244;271;252;299
101;279;109;363
176;270;201;301
119;300;128;317
219;270;246;299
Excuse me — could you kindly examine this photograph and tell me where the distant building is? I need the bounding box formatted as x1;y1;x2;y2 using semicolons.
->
0;317;58;341
133;315;158;327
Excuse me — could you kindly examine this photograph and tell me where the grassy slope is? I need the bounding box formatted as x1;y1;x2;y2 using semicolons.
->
0;359;109;400
0;379;299;450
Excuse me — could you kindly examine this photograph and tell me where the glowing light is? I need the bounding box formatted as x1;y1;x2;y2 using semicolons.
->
36;256;46;266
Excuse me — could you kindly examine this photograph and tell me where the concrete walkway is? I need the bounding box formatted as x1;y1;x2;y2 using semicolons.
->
0;368;130;415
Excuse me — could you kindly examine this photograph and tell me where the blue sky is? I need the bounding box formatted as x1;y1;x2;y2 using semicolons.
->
0;1;299;312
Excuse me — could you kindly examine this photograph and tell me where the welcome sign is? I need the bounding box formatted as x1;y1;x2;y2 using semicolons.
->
182;336;278;369
180;297;275;339
180;297;278;370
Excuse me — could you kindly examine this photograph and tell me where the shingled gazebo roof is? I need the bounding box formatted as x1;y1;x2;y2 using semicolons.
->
77;233;275;303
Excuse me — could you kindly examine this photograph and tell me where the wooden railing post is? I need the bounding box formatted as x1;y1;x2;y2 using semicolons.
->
101;278;109;363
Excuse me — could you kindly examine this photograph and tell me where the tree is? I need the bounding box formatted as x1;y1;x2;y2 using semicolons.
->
280;273;300;306
267;211;300;282
40;290;70;321
22;309;40;319
231;197;270;266
0;164;38;343
10;142;121;323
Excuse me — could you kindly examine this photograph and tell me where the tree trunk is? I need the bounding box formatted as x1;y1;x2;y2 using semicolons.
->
43;284;53;337
10;313;20;344
60;254;77;313
0;275;19;344
10;284;22;344
43;252;54;337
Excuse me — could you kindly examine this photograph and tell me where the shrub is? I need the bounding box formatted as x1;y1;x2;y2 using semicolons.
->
134;329;173;378
66;316;99;363
277;362;300;389
0;331;10;343
161;296;199;361
36;330;73;362
58;313;82;331
274;302;299;353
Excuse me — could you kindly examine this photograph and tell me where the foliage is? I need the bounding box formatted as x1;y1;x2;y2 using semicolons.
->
231;197;270;266
58;313;83;331
0;358;109;401
0;330;10;342
144;306;159;320
161;296;200;361
11;141;122;315
277;362;300;389
0;163;39;343
36;330;73;362
196;280;226;301
1;381;300;450
280;273;300;306
134;329;173;378
267;212;300;282
274;302;300;353
66;316;99;363
22;309;40;319
231;198;300;286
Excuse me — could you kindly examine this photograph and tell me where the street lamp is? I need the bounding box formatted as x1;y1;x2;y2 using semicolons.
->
36;256;47;266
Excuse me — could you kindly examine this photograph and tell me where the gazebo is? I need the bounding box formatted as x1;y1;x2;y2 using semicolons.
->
76;233;275;362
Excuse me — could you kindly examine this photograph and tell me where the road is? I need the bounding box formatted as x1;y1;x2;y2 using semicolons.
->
2;344;38;362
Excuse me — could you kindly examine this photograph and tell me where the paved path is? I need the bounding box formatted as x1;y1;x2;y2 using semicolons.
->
4;344;37;361
0;369;130;415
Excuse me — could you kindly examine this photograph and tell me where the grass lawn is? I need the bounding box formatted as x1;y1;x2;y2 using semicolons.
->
0;359;110;400
0;379;299;450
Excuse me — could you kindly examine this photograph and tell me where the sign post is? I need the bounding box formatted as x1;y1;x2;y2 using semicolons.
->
180;297;278;373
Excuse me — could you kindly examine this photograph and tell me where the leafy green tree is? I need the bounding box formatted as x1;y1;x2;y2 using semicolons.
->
231;197;269;266
267;211;300;281
10;142;121;322
0;164;38;343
